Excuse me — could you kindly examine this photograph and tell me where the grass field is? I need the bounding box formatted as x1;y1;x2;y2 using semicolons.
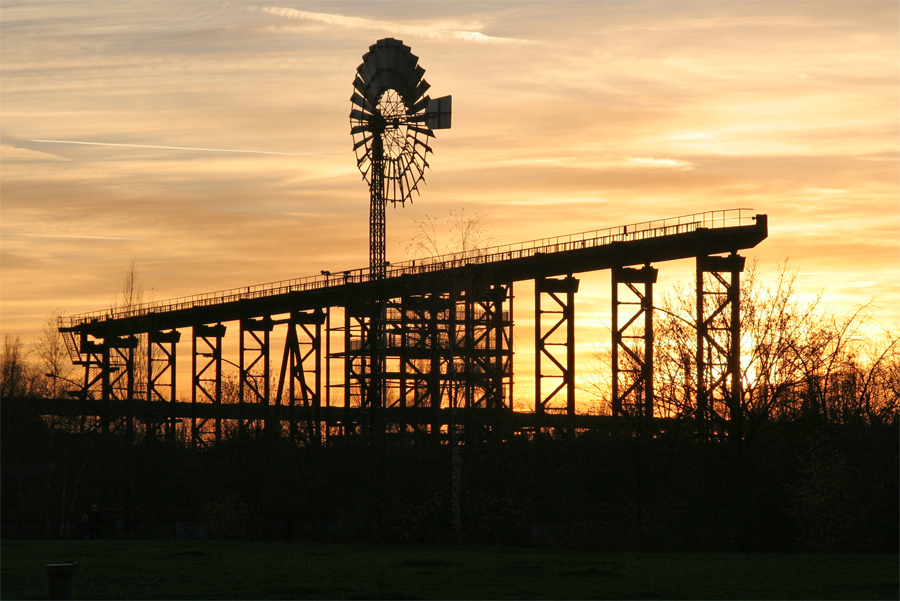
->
2;539;897;600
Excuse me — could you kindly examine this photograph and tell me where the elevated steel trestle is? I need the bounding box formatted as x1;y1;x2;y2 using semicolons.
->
58;209;767;443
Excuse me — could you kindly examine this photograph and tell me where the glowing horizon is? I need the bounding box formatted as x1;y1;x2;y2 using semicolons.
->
1;1;897;406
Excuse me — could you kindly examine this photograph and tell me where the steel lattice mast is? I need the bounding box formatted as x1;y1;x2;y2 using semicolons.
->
350;38;452;281
369;132;386;278
350;38;452;418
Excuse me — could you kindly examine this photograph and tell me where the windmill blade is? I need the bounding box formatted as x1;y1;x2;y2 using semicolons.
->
412;137;433;154
411;79;431;104
363;53;382;86
397;50;419;84
353;76;370;99
409;95;430;115
375;41;400;72
351;127;372;139
407;125;434;137
357;61;374;85
350;92;374;112
353;136;372;152
410;65;426;91
350;110;371;124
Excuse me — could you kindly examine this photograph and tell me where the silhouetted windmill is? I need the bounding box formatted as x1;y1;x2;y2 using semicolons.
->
350;38;452;279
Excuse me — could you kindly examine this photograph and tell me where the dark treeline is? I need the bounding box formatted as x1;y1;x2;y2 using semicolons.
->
2;401;896;553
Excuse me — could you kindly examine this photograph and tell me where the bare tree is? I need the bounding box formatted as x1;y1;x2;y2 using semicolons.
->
406;208;496;260
586;260;900;428
117;257;144;315
1;335;38;398
406;214;443;258
35;310;72;398
111;258;151;398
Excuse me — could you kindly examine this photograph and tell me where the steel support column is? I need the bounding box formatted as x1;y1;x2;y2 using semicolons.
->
612;265;657;421
696;254;744;439
535;275;579;419
460;285;512;411
147;330;181;440
77;335;106;433
192;323;226;447
105;336;137;438
276;310;324;444
344;301;379;432
239;317;273;438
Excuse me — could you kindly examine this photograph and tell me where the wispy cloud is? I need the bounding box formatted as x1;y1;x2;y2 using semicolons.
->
31;140;342;157
626;157;695;171
496;156;695;171
15;233;140;241
256;6;541;45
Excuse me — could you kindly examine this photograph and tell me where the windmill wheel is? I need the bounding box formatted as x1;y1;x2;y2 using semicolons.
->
350;38;451;206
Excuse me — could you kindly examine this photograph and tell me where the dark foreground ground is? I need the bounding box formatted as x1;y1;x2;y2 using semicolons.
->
2;539;897;600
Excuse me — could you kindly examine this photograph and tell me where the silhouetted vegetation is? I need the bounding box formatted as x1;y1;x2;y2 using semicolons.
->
589;261;899;428
1;403;896;553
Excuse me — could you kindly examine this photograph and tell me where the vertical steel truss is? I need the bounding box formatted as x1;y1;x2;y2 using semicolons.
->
696;254;744;439
276;310;324;444
239;317;273;437
458;285;512;412
387;293;450;430
535;276;579;418
77;335;106;432
105;336;137;437
147;330;180;440
191;323;225;448
612;265;657;421
370;133;386;280
72;335;134;435
344;300;379;428
342;287;513;434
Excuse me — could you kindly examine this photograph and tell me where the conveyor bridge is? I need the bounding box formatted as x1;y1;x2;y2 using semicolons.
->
57;208;767;444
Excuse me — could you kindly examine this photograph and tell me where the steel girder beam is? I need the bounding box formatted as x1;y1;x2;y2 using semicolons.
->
535;276;579;420
612;265;657;422
191;323;225;448
696;254;744;440
147;330;180;440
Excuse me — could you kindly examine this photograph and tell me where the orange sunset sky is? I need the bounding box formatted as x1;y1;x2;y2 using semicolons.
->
1;1;897;406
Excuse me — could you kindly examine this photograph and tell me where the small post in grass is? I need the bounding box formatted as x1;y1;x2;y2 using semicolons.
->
46;561;78;600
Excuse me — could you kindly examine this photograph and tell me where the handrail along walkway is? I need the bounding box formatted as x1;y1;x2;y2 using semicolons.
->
60;208;757;329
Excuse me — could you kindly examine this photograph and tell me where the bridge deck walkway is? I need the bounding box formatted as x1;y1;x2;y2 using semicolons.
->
61;208;766;337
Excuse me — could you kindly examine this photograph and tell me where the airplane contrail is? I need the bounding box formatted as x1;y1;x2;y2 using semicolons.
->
257;6;544;45
32;139;343;157
20;233;139;241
